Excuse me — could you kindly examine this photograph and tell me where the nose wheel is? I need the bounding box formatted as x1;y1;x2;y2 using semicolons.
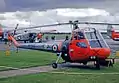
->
52;52;62;69
52;63;57;68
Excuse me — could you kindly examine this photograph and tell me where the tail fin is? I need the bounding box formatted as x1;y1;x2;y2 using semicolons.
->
8;34;20;47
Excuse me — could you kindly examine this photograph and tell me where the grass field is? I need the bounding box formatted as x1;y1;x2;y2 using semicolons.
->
1;50;119;83
0;50;57;70
0;73;119;83
55;63;119;73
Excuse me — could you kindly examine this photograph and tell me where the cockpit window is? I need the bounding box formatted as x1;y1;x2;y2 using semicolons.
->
76;42;87;48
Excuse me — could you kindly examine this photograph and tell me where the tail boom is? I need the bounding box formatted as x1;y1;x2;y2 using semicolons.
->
8;35;20;47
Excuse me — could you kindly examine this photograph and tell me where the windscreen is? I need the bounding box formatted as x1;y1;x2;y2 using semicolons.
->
85;28;109;48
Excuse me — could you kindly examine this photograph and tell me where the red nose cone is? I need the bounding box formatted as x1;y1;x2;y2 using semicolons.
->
99;48;111;58
90;48;111;59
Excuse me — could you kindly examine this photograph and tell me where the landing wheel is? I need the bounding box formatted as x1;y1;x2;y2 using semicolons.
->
83;62;87;65
95;63;100;69
52;52;62;69
52;63;57;69
109;61;113;67
94;61;100;69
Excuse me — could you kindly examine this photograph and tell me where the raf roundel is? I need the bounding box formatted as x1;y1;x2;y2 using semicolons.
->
52;44;58;52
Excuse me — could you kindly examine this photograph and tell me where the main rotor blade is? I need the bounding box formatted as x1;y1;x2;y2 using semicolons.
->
8;21;119;32
77;22;119;25
15;22;70;31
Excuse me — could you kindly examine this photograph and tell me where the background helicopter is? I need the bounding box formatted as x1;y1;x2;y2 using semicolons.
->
6;20;119;69
107;24;119;41
14;29;57;43
0;23;57;43
0;24;19;44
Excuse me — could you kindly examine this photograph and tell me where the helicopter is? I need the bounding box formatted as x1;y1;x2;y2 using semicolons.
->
0;23;57;43
0;24;19;43
107;24;119;41
7;20;119;69
14;29;57;43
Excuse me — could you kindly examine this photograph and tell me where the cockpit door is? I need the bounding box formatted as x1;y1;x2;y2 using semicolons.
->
69;39;90;61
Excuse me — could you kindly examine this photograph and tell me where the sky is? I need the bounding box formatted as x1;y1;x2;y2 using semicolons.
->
0;0;98;12
0;0;119;32
1;0;118;13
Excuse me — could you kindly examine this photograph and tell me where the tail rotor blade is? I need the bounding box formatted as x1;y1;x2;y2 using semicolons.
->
13;24;19;36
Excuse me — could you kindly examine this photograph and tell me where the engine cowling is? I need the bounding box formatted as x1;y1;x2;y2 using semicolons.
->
60;41;71;62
